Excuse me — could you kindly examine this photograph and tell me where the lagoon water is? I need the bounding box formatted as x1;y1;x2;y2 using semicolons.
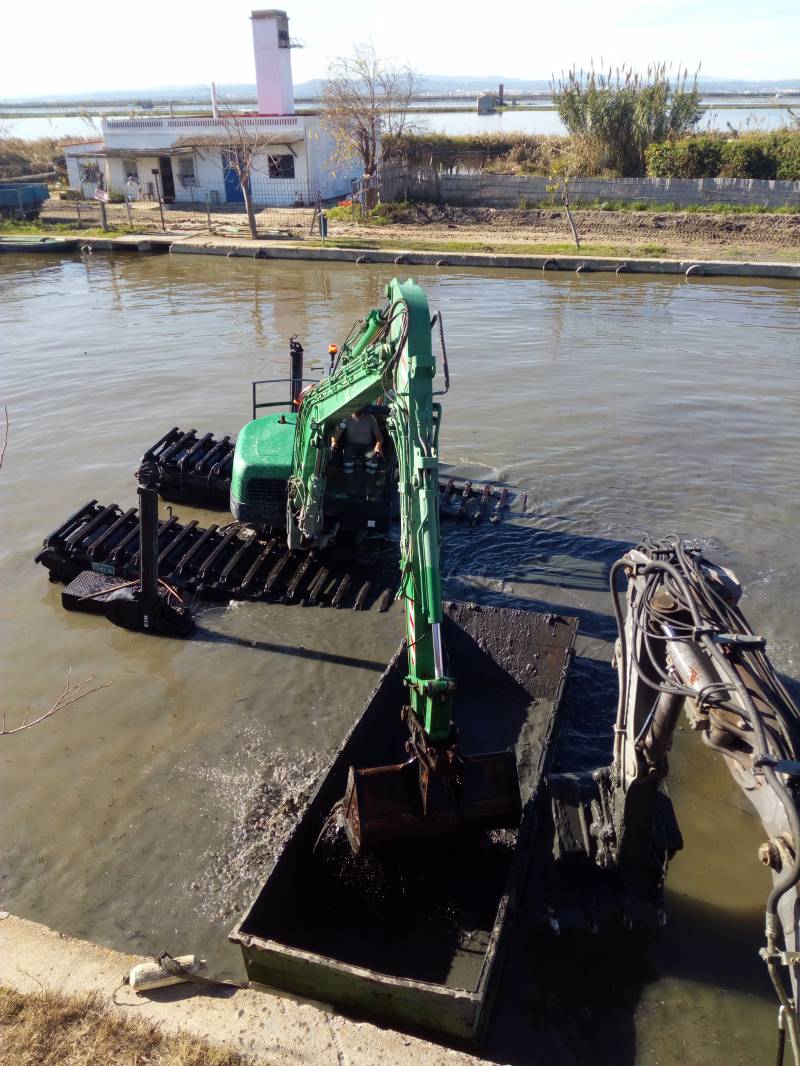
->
5;98;799;140
1;253;798;1064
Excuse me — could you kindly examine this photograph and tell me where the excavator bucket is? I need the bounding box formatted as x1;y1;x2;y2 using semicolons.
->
335;599;579;852
342;750;522;852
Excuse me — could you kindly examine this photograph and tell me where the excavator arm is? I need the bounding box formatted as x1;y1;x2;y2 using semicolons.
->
285;279;453;743
282;278;520;850
548;536;800;1062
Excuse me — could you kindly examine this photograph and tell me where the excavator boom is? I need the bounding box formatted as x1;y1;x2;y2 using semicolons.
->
232;278;521;852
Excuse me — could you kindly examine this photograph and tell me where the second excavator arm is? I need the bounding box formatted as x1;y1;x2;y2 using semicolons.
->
548;536;800;1063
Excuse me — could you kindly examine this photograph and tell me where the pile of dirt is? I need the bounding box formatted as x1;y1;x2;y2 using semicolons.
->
335;202;800;257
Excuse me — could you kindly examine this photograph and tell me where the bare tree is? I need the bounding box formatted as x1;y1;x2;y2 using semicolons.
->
191;110;295;239
547;145;583;250
320;44;422;177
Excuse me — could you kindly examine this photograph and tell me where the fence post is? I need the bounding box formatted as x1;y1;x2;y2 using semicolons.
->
151;169;166;231
125;198;133;226
76;202;82;226
99;200;109;232
205;192;212;233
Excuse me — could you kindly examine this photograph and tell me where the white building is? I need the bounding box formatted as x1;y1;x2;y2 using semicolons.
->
64;10;361;207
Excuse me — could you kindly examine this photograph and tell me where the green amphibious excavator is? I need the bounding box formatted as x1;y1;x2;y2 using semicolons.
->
230;277;521;851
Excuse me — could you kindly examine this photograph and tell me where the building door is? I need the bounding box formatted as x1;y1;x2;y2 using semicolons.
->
222;149;246;204
158;156;176;202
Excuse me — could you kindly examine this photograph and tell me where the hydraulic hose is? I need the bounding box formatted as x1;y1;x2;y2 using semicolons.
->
700;634;800;920
617;538;800;1064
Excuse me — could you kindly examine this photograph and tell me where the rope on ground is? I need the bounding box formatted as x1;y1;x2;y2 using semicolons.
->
113;951;247;1006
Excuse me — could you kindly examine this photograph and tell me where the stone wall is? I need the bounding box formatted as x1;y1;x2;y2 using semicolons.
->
381;168;800;209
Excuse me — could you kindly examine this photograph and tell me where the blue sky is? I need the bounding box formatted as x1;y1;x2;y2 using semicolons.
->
2;0;798;97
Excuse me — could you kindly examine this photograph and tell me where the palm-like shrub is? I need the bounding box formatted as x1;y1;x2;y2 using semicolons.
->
552;63;702;176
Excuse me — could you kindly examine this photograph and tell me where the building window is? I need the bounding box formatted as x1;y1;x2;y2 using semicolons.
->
178;156;197;186
122;158;138;182
268;154;295;179
79;161;101;183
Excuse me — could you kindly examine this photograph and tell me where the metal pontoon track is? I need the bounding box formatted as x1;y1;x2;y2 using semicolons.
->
144;426;512;524
35;501;399;612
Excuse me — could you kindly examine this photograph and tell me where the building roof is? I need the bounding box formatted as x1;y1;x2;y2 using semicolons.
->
62;140;104;152
98;147;195;157
171;133;302;149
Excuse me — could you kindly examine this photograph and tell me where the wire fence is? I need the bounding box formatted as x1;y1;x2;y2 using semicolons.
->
40;179;329;236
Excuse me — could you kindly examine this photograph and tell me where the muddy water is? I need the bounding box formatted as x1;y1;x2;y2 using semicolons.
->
1;254;798;1064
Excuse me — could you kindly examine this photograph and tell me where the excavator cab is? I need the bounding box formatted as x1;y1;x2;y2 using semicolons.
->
322;404;396;537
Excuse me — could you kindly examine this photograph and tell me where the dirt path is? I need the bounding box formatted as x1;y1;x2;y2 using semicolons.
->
330;204;800;261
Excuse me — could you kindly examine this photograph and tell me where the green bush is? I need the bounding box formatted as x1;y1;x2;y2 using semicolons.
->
646;131;800;181
645;135;723;178
719;138;777;179
775;134;800;180
383;132;566;175
385;129;800;184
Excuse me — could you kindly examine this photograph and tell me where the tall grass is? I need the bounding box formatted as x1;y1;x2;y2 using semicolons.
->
551;63;702;176
0;985;250;1066
0;136;97;179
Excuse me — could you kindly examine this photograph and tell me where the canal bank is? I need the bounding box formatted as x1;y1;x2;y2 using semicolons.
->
0;913;478;1065
4;231;799;279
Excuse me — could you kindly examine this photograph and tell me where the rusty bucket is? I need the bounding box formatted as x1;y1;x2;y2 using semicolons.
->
342;749;522;852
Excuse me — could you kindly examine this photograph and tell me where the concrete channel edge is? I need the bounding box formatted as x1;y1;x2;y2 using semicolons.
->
77;234;800;280
0;911;484;1065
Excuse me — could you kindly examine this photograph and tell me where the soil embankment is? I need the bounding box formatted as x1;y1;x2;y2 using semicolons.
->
331;203;800;261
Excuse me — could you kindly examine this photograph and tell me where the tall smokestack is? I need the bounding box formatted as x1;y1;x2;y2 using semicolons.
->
251;9;295;115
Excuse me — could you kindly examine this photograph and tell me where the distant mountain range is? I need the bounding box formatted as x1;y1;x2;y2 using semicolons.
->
2;75;798;107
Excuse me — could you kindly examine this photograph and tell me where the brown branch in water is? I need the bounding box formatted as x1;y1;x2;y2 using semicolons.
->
1;669;112;736
0;406;8;470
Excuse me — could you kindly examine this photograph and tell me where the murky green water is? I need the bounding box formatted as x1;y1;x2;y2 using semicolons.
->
1;253;798;1064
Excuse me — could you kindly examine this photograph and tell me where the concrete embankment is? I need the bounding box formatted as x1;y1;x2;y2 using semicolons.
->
0;912;482;1065
69;233;800;280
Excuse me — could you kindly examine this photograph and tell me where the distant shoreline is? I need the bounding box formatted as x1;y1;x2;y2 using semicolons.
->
2;101;799;123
